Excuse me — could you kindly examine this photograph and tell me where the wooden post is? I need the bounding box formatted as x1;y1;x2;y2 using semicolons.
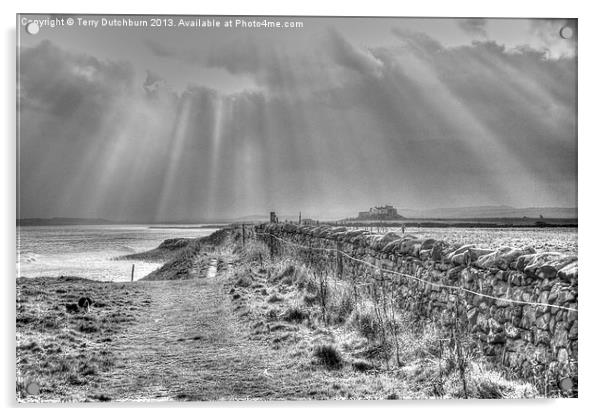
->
131;264;135;282
454;297;468;399
336;241;343;279
242;224;246;246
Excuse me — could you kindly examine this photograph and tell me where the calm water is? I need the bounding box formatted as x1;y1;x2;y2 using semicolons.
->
16;225;220;281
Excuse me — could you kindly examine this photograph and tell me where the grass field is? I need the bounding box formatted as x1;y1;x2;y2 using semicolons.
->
16;228;559;401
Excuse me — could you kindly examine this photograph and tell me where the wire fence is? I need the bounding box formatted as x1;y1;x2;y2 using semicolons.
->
256;231;578;313
251;227;577;396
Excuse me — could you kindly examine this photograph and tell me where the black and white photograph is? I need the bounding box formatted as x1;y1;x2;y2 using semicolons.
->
15;12;578;402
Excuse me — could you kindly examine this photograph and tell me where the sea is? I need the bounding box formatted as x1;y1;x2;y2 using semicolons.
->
16;225;221;282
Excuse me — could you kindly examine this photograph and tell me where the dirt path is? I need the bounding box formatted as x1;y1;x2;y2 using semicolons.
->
93;257;325;401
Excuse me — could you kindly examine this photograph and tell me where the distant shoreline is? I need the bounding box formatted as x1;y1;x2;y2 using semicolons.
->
148;225;225;230
336;219;577;228
16;218;228;227
17;217;578;229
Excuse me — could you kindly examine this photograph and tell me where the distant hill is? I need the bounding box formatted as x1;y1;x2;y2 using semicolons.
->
17;217;115;226
396;205;577;219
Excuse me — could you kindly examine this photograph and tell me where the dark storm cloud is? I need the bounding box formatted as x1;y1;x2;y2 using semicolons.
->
18;23;577;221
20;40;134;121
457;18;488;37
19;41;176;221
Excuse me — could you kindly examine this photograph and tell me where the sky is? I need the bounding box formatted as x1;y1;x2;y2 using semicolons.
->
17;15;577;221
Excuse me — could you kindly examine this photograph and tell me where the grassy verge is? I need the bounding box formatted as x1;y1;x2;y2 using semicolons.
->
226;240;540;399
115;238;193;262
142;228;232;281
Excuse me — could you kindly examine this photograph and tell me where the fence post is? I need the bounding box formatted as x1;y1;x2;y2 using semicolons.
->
454;296;468;399
131;264;135;282
242;224;246;246
336;241;343;279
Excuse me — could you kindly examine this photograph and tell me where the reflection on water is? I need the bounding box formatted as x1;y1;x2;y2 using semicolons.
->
16;225;219;282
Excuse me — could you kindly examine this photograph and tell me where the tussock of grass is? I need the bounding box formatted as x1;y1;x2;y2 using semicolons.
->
78;322;99;333
266;308;279;321
89;393;111;402
275;265;296;285
325;284;355;324
305;276;318;293
281;305;309;323
268;262;312;288
352;359;374;372
462;364;538;399
269;323;297;332
313;344;343;369
267;293;283;303
348;300;380;340
303;293;318;306
239;241;270;264
235;275;253;288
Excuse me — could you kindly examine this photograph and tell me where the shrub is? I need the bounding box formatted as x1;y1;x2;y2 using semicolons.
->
313;344;343;369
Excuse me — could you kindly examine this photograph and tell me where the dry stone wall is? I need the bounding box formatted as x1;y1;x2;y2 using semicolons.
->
255;222;578;395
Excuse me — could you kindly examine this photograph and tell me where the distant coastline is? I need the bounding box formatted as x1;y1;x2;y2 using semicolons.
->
17;218;231;227
16;217;578;228
148;225;225;230
337;219;577;228
17;217;115;227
